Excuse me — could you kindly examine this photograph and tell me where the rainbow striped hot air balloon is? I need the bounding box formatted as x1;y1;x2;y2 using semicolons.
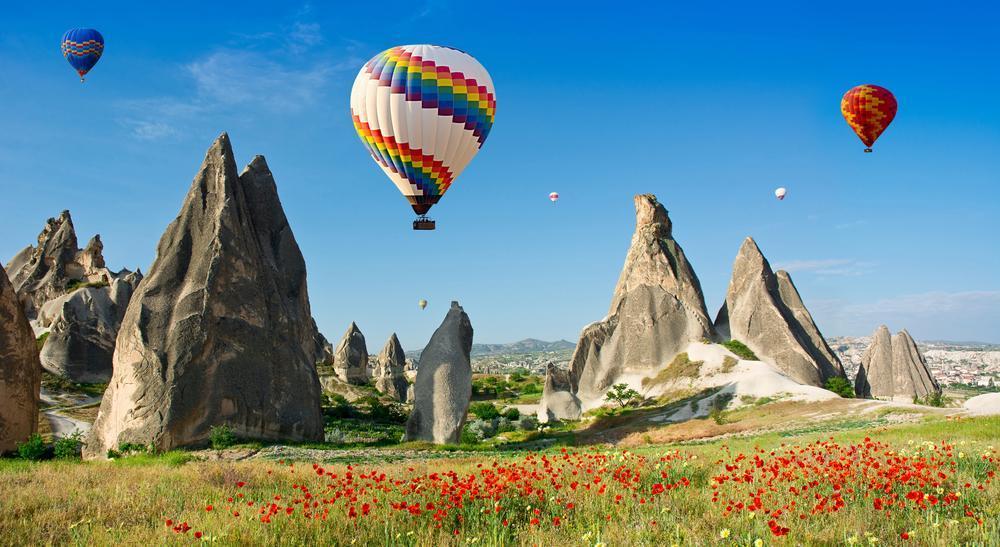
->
841;84;897;152
61;28;104;82
350;45;496;230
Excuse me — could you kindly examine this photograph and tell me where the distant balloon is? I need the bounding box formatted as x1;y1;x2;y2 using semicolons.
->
61;28;104;82
841;84;897;152
350;45;497;230
549;192;559;202
774;187;787;201
418;299;428;310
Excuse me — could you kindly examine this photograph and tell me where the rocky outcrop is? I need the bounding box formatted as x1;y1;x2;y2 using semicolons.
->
0;263;41;453
373;333;409;401
35;270;142;382
6;211;107;319
332;322;369;385
404;301;473;444
5;212;141;382
714;238;846;387
538;363;581;423
855;326;940;401
569;194;714;406
84;133;323;458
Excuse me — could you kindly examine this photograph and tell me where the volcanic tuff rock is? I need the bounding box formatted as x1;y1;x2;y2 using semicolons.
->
714;238;846;387
373;333;409;402
854;326;941;401
333;322;369;385
0;263;41;453
538;363;581;423
404;301;473;444
569;194;714;406
5;212;143;382
35;270;142;382
6;211;106;318
84;133;323;458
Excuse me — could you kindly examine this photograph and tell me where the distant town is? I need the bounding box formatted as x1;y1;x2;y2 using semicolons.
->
455;337;1000;389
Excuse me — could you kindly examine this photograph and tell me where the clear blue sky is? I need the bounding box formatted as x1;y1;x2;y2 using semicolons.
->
2;1;998;350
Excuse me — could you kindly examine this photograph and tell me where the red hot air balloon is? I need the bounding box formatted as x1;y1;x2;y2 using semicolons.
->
841;84;897;152
549;192;559;202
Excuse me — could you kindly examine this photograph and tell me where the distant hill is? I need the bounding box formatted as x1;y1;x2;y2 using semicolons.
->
406;338;575;360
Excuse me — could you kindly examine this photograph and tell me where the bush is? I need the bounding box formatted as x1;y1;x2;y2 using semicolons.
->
209;425;236;450
501;407;520;421
466;419;498;442
323;394;353;419
17;433;47;461
520;383;542;395
825;377;855;398
496;417;517;434
65;279;110;292
460;423;480;445
518;415;539;431
722;339;758;360
604;383;641;408
54;431;84;459
469;402;501;420
916;392;948;407
709;392;735;425
324;428;346;444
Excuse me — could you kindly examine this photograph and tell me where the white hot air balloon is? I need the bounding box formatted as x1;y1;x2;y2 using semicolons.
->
774;187;787;201
350;45;497;230
549;192;559;202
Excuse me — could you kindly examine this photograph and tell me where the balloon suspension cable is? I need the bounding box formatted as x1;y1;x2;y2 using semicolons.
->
413;216;436;231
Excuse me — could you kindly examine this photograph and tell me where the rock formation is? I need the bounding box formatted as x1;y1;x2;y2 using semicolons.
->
35;270;142;382
84;133;323;457
373;333;409;401
854;326;941;401
569;194;714;406
332;322;369;385
6;211;107;318
5;212;141;382
538;363;581;423
714;238;846;387
404;301;473;444
0;263;41;453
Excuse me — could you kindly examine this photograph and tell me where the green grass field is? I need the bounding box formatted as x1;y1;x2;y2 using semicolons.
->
2;413;997;545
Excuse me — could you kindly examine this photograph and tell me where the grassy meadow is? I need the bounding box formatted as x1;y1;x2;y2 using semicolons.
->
2;413;997;546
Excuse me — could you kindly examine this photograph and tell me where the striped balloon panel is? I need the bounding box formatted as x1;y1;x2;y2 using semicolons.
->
350;45;496;204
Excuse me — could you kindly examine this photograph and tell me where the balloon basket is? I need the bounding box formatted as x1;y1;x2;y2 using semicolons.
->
413;217;436;230
864;148;873;153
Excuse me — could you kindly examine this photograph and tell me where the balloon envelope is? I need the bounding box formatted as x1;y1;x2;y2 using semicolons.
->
774;187;787;200
350;45;496;216
418;299;428;310
549;192;559;202
61;28;104;81
841;84;897;151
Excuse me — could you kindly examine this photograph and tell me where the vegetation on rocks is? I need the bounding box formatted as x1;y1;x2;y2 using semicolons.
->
825;376;856;398
722;339;758;360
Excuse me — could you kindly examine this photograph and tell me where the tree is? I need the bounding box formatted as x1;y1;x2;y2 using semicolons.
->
604;383;641;408
824;377;855;398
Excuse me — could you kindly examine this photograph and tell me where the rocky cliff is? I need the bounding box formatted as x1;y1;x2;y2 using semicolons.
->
855;326;941;401
0;263;41;453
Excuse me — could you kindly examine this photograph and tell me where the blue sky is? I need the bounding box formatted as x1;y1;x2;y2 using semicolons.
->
2;1;998;350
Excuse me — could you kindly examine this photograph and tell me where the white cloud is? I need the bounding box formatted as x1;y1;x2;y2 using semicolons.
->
125;120;178;140
774;258;873;277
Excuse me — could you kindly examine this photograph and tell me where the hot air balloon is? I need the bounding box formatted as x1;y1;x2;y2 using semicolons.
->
350;45;496;230
841;84;897;152
774;187;787;201
61;28;104;82
549;192;559;202
418;299;428;310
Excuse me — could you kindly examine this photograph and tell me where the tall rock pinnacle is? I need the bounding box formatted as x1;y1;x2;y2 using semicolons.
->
855;326;941;401
85;133;323;457
569;194;714;406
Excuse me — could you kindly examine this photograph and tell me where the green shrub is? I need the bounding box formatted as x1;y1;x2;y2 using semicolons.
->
460;423;480;445
916;392;948;407
54;431;84;459
709;392;735;424
209;425;236;450
520;383;542;395
720;356;738;374
722;339;758;360
501;407;520;421
604;383;641;408
36;332;50;351
825;377;855;398
323;393;353;418
65;279;110;292
17;433;48;461
469;402;501;420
